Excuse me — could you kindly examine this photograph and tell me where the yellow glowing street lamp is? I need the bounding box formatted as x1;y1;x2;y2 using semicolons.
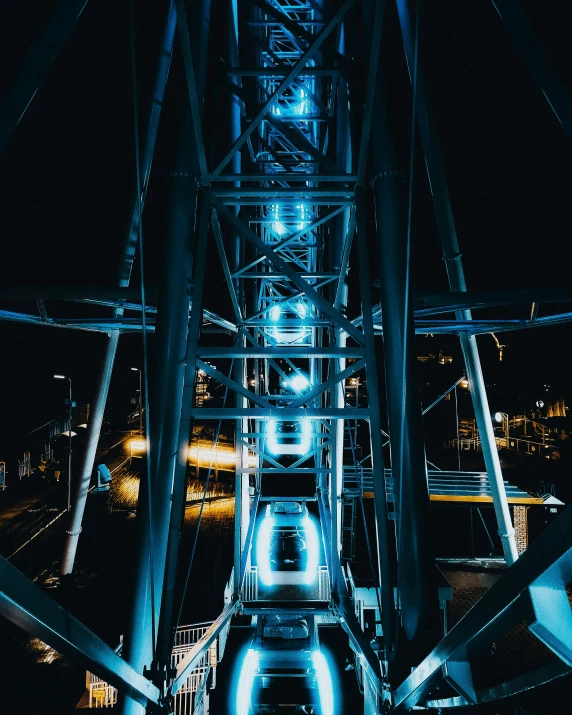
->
494;411;509;443
130;438;148;464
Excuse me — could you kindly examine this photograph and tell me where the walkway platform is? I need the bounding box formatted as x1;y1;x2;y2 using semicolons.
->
343;468;561;505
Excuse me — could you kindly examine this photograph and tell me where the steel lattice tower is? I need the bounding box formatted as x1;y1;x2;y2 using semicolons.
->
1;1;572;713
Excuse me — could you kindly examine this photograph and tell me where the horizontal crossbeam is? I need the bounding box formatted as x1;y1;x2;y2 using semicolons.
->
196;347;365;358
190;408;369;418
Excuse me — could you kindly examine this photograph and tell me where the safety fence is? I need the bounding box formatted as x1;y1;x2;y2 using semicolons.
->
86;623;218;711
242;565;331;602
448;437;557;456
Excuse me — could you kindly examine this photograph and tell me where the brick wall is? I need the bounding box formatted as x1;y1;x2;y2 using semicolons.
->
513;505;528;554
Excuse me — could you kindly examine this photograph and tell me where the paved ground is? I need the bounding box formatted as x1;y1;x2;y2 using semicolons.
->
0;480;56;529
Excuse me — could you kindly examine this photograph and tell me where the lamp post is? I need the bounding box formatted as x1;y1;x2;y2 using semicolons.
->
54;374;72;511
494;411;509;446
131;367;143;435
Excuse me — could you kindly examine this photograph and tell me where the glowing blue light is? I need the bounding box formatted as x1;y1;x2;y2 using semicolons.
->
312;650;334;715
302;515;320;585
266;419;311;455
256;515;275;586
288;373;310;392
296;89;310;115
270;305;281;321
295;302;308;318
272;221;287;236
236;647;259;715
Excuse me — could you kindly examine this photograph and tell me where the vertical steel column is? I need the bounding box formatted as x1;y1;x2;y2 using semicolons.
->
355;191;396;659
120;3;211;710
120;135;198;715
156;195;210;666
229;1;248;600
395;0;518;564
60;2;176;577
366;4;438;645
60;331;119;574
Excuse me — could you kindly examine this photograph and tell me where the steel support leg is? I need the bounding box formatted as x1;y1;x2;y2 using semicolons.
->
156;195;210;666
355;191;397;658
119;155;198;715
395;0;518;565
366;24;438;645
60;330;119;574
60;2;176;576
120;14;210;701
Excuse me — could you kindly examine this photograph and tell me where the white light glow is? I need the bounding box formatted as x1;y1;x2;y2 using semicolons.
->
130;439;147;452
494;412;503;423
296;302;308;318
312;650;334;715
270;305;281;321
272;221;287;236
266;419;311;455
188;447;236;466
288;374;310;392
256;516;275;586
236;648;259;715
303;515;319;585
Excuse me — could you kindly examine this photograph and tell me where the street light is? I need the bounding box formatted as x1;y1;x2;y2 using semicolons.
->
131;367;143;436
494;411;509;444
54;374;73;511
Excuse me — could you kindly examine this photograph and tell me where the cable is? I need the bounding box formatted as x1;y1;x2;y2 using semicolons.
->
130;0;157;656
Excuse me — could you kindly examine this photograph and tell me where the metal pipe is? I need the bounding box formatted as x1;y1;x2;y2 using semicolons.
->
395;0;518;565
60;331;119;574
422;376;466;416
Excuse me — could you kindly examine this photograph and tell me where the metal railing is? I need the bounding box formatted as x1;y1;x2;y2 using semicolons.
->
242;565;331;602
86;623;217;711
449;437;556;455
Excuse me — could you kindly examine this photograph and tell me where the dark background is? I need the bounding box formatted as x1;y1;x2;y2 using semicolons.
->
1;0;572;472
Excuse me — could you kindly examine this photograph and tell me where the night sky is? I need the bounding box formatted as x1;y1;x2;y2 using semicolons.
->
1;0;572;469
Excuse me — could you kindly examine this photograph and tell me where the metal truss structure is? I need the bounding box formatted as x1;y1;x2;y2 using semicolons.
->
1;1;572;713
